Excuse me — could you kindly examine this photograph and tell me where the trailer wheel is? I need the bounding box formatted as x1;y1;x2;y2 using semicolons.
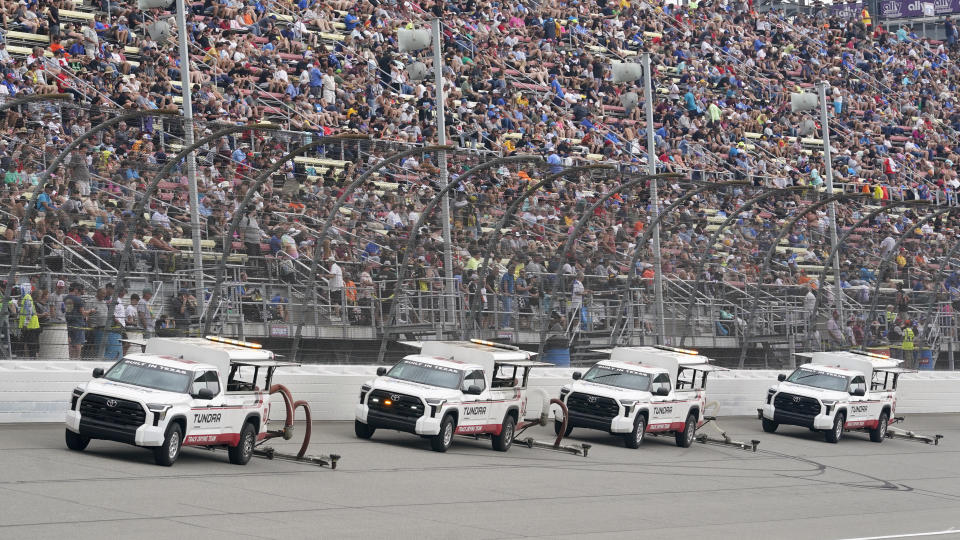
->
761;417;779;433
624;414;646;449
65;429;89;451
825;412;845;444
492;414;515;452
675;413;696;448
154;423;183;466
228;422;256;465
354;420;376;439
430;415;455;452
870;411;889;443
553;419;573;437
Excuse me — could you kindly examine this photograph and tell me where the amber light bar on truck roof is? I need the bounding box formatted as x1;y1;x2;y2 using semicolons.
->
205;335;263;349
652;345;699;355
850;350;891;360
469;339;520;351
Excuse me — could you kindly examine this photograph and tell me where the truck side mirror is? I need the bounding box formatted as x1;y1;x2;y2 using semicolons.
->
572;371;582;380
92;367;104;378
777;373;786;382
376;367;387;376
850;386;866;397
655;386;670;396
196;388;215;400
466;385;483;395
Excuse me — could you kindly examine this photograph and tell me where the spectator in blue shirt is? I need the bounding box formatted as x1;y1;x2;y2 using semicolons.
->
36;184;57;212
344;10;359;31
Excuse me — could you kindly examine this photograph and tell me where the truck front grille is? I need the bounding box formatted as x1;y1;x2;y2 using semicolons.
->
367;390;425;419
774;392;822;417
79;393;147;427
566;392;620;420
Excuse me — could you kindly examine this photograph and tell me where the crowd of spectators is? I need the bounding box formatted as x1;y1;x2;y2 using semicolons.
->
2;0;960;354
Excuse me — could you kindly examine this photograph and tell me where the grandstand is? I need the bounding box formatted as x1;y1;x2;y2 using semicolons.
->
0;0;959;369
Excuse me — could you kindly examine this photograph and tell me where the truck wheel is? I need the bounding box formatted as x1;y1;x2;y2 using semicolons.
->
675;413;697;448
154;423;183;466
228;422;257;465
870;411;889;443
65;429;90;451
492;414;515;452
430;415;455;452
825;412;845;444
624;415;646;449
354;420;376;439
553;419;573;437
761;417;779;433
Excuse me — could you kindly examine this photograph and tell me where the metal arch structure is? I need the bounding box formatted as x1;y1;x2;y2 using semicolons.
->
610;180;750;346
738;193;872;367
375;155;546;363
0;93;72;112
540;172;686;355
808;200;932;342
470;165;616;336
116;122;281;279
864;206;960;328
678;186;812;348
203;134;370;337
287;144;451;359
1;108;178;358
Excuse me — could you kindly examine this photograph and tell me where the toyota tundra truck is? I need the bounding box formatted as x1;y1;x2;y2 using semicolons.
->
555;346;725;448
355;339;551;452
759;350;912;443
65;336;297;466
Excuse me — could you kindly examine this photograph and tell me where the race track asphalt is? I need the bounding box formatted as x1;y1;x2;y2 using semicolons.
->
0;415;958;540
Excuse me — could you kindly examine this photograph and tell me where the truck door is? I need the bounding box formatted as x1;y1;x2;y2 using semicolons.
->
186;370;227;444
846;375;872;428
458;369;490;433
648;373;677;431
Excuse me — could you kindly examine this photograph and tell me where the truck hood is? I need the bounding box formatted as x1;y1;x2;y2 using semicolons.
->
370;378;460;400
777;382;849;401
82;379;190;405
570;380;652;402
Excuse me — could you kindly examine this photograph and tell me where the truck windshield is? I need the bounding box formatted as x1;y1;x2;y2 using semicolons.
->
582;365;651;391
786;368;849;392
104;359;192;393
386;360;462;389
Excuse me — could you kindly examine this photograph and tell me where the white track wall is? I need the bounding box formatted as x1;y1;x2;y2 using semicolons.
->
3;361;960;423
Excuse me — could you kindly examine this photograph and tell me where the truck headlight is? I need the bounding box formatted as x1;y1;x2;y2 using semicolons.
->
559;388;570;400
147;403;172;426
821;400;837;416
767;388;776;404
425;398;446;418
619;399;638;416
360;384;371;404
71;387;84;410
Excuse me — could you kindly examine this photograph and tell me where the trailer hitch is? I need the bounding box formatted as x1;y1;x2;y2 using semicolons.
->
513;398;590;457
253;446;341;469
696;416;760;452
886;417;943;445
254;384;341;469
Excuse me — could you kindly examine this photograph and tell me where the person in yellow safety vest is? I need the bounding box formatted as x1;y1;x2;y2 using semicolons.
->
862;7;872;27
18;284;40;358
902;322;916;367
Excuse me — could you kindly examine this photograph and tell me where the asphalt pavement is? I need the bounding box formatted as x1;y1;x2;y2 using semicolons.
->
0;415;958;540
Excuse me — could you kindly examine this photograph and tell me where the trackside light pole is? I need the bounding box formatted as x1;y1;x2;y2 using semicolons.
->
642;53;665;345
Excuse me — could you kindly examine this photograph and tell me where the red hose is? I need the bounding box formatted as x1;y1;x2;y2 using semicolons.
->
293;400;312;458
550;398;569;447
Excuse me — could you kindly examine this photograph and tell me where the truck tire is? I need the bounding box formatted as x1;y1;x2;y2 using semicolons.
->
624;414;646;449
228;422;257;465
825;412;845;444
354;420;376;439
492;414;515;452
870;411;889;443
675;413;697;448
154;423;183;466
553;419;573;437
430;414;455;452
65;429;90;451
761;417;779;433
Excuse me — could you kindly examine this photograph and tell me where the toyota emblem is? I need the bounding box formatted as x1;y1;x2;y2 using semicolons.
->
587;396;598;403
106;399;118;408
792;396;800;403
390;394;400;401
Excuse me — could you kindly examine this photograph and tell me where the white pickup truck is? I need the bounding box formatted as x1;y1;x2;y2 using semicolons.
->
759;350;911;443
65;336;296;466
355;339;551;452
556;346;724;448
